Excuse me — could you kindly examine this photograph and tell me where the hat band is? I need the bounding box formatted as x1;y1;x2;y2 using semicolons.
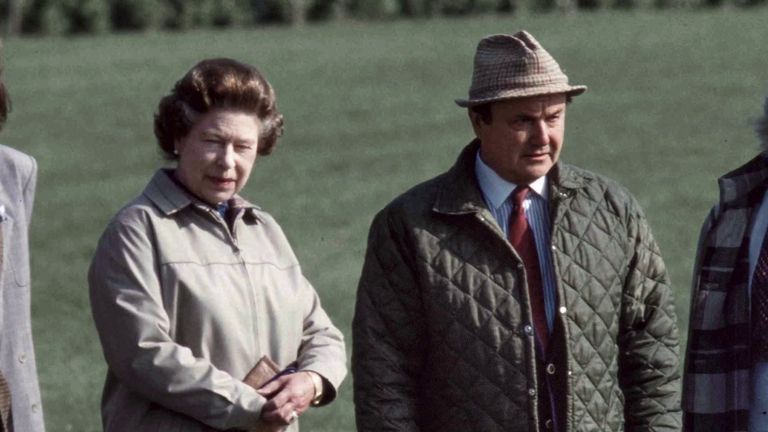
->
470;73;569;98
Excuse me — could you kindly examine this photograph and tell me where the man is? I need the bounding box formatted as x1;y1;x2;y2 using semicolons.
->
353;31;681;432
0;59;46;432
683;96;768;431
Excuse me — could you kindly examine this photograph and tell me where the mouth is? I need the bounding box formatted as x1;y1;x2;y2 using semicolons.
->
206;175;236;188
524;153;550;161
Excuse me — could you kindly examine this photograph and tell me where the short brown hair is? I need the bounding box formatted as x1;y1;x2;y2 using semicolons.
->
0;65;8;130
154;58;284;160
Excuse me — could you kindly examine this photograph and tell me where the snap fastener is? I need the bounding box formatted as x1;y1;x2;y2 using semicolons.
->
31;403;38;413
559;306;567;314
18;353;27;364
523;325;533;335
545;419;553;429
546;363;556;375
528;388;536;397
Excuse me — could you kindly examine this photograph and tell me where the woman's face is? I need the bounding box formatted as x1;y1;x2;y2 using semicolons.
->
174;108;260;205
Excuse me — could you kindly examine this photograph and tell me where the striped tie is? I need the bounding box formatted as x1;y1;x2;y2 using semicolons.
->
508;186;548;353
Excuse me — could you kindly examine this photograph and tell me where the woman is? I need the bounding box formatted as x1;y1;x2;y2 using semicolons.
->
88;58;346;432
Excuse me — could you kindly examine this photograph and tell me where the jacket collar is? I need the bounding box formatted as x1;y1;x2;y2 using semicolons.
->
433;139;586;215
717;153;768;209
143;169;261;222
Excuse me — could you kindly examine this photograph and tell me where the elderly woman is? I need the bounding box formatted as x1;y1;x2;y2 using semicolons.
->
88;58;346;432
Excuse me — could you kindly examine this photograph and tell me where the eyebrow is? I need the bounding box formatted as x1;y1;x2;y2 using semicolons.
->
200;130;255;143
546;108;564;116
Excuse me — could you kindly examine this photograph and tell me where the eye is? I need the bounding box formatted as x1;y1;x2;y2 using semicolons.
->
233;144;254;154
546;112;562;124
509;117;533;129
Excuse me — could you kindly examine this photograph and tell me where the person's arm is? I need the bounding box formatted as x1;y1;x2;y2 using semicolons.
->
618;204;682;431
257;261;347;425
88;215;266;431
352;208;425;432
21;153;36;223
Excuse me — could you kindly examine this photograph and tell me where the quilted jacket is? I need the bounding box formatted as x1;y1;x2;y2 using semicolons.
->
352;141;681;432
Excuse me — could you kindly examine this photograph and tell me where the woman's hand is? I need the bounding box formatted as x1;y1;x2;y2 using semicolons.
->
257;372;317;426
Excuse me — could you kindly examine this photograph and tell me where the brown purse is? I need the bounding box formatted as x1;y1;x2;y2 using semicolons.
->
243;355;282;389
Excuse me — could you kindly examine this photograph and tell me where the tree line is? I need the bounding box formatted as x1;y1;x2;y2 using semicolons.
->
0;0;765;35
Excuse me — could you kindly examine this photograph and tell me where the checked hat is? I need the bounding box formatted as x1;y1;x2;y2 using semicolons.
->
455;31;587;107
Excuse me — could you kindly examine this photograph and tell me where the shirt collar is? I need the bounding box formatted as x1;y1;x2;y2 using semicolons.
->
474;151;548;211
143;169;261;222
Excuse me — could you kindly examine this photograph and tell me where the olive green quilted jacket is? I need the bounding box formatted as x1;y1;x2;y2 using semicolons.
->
352;141;681;432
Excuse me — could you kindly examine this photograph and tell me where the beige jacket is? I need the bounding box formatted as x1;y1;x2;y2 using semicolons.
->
89;170;347;432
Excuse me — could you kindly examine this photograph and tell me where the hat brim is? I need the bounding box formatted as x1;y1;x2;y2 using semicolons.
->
455;84;587;108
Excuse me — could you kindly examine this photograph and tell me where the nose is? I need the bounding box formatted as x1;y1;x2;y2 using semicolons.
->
217;144;236;169
530;120;550;147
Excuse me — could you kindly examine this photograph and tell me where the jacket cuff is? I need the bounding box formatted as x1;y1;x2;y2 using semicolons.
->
224;381;266;430
300;361;346;405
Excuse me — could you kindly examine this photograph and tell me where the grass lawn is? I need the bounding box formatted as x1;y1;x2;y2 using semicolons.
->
3;8;768;430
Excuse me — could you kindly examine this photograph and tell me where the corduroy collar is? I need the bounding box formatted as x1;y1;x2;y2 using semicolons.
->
433;139;586;216
717;153;768;209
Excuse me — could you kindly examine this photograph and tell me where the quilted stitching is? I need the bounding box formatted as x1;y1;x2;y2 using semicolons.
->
353;144;681;432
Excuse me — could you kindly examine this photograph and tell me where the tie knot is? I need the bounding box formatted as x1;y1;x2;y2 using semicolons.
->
512;186;529;206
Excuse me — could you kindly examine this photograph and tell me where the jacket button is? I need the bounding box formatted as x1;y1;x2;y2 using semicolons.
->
517;263;524;270
31;403;39;413
559;306;567;314
551;244;557;251
546;363;556;375
18;353;27;364
545;419;553;430
567;369;573;376
528;388;536;397
523;325;533;335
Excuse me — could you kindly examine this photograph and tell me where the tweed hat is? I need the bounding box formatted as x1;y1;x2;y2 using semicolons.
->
455;31;587;107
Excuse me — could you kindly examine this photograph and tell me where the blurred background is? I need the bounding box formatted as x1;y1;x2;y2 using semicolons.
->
1;0;768;430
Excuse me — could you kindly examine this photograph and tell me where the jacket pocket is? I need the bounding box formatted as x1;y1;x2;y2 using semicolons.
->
0;213;29;287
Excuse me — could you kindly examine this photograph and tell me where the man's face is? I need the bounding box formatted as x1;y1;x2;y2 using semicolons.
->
471;93;567;185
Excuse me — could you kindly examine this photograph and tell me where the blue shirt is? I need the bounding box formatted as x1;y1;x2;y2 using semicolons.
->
749;188;768;431
474;152;558;333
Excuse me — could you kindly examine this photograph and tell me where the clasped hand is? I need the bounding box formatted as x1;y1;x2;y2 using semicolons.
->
257;371;315;430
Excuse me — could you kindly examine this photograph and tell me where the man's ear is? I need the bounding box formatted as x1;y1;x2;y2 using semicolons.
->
468;111;483;137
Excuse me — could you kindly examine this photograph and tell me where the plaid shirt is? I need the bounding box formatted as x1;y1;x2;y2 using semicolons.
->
684;154;768;431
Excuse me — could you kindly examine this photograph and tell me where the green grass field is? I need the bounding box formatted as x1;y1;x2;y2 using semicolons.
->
3;8;768;430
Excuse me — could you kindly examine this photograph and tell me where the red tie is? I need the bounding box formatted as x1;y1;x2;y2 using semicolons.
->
509;186;548;353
